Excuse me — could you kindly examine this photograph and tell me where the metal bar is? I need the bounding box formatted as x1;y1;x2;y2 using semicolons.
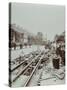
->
11;55;33;72
11;52;42;83
39;77;56;81
24;54;44;87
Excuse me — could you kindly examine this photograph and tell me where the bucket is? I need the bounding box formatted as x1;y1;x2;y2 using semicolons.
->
52;58;59;69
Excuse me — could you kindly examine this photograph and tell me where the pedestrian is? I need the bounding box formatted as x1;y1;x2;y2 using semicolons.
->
60;45;65;66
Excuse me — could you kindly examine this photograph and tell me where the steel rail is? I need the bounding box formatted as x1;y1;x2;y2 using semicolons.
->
11;52;42;83
23;54;45;87
11;55;33;72
11;50;39;72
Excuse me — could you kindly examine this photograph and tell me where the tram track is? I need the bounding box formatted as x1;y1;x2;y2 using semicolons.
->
23;54;45;87
11;51;42;85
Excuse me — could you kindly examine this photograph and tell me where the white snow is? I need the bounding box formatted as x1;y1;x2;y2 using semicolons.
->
11;45;45;60
12;75;29;87
40;63;65;86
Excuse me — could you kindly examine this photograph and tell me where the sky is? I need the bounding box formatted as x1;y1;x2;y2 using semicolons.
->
11;3;65;41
